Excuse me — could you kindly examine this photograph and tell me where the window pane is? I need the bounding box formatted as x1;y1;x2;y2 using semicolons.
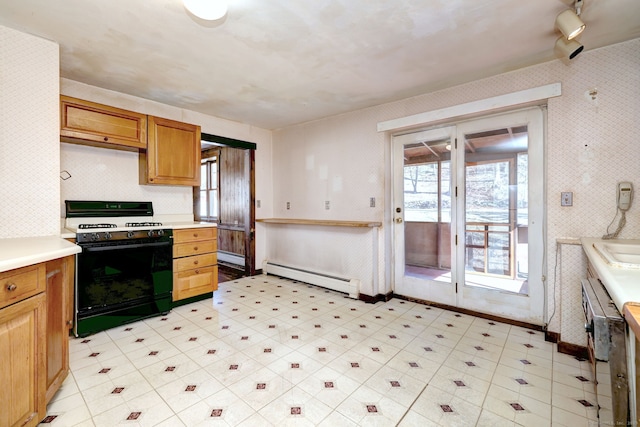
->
200;163;207;188
199;190;207;217
209;190;218;218
404;163;439;222
210;160;217;190
440;161;451;223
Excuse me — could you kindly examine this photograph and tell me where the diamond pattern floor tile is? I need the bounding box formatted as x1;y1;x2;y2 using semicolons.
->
40;275;603;426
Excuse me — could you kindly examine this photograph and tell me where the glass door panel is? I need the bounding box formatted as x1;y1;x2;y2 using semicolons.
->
393;127;456;306
455;108;544;324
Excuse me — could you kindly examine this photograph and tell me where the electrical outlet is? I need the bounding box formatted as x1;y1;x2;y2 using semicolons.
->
561;192;573;206
256;200;261;208
286;202;290;210
325;201;330;210
370;197;376;207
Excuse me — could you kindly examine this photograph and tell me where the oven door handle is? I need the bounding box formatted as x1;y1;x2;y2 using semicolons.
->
81;241;171;252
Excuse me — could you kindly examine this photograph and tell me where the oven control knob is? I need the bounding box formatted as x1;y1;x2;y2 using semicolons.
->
148;230;155;237
157;230;164;236
91;233;99;241
104;232;112;240
127;231;135;238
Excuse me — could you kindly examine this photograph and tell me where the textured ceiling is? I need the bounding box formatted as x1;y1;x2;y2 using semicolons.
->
1;0;639;129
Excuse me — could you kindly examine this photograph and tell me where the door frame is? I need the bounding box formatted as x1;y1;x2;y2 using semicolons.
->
197;133;257;276
390;107;546;324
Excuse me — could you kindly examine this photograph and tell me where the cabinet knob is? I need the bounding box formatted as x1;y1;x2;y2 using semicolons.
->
193;246;198;251
193;233;198;238
195;269;200;274
193;260;199;265
6;283;17;292
103;136;109;142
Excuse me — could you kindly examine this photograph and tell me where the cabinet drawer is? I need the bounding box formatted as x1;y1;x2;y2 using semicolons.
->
0;264;46;309
173;227;217;243
173;253;217;273
173;266;218;301
173;241;216;258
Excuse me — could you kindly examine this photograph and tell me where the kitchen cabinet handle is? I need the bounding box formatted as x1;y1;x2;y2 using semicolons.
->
193;233;198;238
193;260;199;265
193;246;198;251
195;269;200;274
6;283;17;292
103;136;109;142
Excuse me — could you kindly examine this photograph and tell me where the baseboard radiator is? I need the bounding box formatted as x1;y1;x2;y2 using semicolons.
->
263;261;359;299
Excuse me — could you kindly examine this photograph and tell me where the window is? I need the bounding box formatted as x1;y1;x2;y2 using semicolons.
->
199;158;218;221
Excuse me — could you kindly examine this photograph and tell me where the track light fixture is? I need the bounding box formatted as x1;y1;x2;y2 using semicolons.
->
555;37;584;60
555;9;586;40
554;0;586;61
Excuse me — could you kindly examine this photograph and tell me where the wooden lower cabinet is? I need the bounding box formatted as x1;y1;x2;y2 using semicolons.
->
0;256;73;427
45;257;72;404
0;292;46;427
172;228;218;301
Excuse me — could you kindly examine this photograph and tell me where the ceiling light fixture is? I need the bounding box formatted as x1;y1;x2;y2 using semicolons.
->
555;1;585;40
554;0;586;61
183;0;228;21
555;37;584;60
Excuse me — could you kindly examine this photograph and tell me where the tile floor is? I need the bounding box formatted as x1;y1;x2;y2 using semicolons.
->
40;275;609;426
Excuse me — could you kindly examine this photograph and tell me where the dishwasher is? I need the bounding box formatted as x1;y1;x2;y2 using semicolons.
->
581;277;629;425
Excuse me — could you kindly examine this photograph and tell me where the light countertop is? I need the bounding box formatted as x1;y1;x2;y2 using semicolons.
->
0;236;82;273
581;237;640;313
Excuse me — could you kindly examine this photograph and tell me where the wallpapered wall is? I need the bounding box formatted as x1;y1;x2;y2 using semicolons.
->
271;38;640;344
1;26;60;238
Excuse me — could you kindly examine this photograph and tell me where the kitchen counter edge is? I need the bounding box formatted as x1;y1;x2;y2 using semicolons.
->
0;236;82;273
581;237;640;315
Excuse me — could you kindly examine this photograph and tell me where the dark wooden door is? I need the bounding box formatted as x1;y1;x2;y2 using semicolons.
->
217;147;255;275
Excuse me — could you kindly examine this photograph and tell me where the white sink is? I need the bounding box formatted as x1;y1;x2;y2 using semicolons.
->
593;240;640;269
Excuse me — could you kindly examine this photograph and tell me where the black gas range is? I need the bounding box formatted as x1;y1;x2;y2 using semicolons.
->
65;200;173;337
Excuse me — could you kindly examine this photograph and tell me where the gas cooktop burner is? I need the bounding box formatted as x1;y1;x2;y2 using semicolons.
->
125;222;163;227
78;223;117;229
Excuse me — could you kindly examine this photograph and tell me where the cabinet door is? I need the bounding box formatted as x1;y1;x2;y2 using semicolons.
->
0;293;46;427
60;96;147;150
173;266;217;300
45;257;71;404
142;116;201;186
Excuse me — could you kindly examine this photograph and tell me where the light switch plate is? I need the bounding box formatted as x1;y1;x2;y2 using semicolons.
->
561;192;573;206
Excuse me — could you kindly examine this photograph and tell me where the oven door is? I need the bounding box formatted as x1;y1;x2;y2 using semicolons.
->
75;239;172;336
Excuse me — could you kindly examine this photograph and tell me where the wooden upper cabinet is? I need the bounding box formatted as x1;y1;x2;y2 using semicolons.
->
60;95;147;150
141;116;201;186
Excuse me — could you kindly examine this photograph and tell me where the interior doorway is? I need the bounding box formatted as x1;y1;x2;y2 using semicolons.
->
195;133;256;282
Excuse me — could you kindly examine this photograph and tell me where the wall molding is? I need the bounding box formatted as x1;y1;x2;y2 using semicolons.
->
377;83;562;132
